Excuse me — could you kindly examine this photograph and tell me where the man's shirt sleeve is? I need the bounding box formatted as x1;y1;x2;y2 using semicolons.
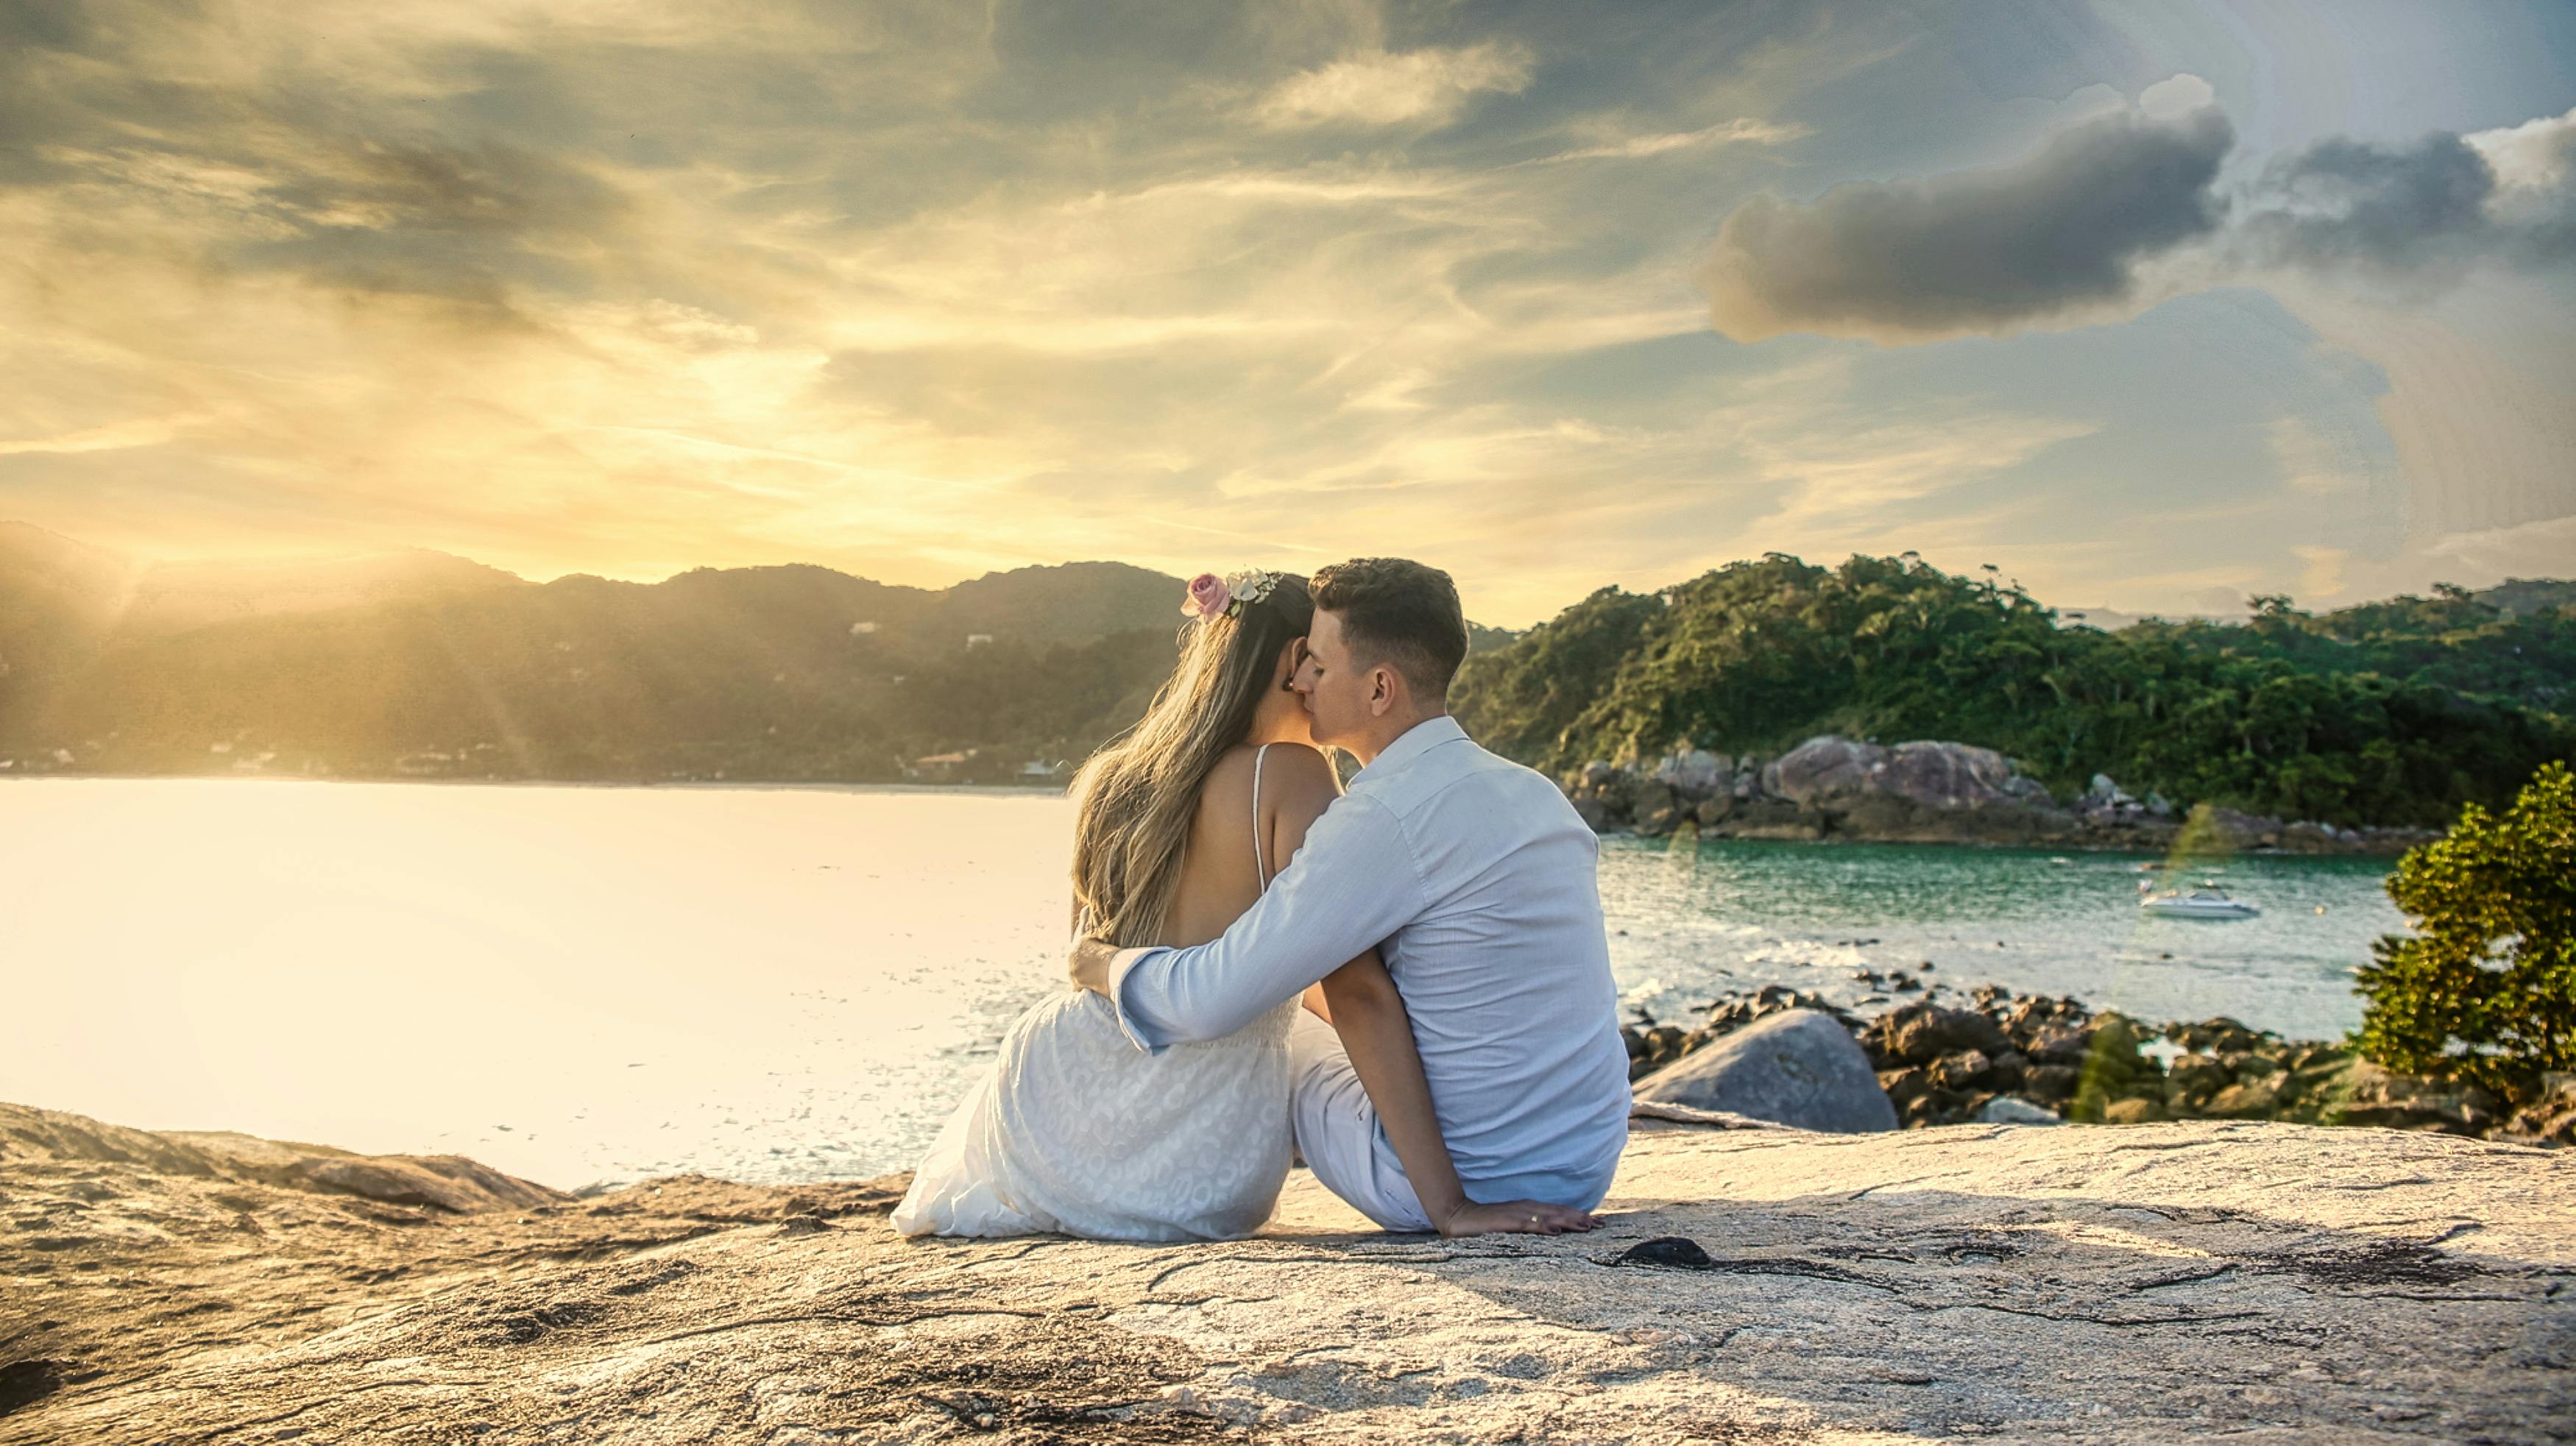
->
1109;792;1424;1054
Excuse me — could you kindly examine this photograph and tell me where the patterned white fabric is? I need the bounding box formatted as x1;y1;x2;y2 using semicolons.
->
891;746;1299;1241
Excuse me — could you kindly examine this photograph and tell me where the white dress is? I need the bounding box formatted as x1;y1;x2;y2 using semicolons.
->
891;746;1302;1241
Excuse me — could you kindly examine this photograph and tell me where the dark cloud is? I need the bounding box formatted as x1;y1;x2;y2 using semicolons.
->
2241;128;2576;277
1696;104;2234;341
2246;134;2494;272
227;138;630;316
0;3;634;317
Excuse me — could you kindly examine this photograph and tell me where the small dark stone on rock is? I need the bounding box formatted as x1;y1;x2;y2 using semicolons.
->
1617;1236;1713;1270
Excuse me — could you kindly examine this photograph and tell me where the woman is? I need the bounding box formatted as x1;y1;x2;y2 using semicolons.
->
893;567;1485;1240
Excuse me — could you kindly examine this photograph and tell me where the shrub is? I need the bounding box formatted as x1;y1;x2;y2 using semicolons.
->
2353;761;2576;1103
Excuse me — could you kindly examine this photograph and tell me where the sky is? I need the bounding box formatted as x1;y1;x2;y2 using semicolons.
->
2;1;2572;627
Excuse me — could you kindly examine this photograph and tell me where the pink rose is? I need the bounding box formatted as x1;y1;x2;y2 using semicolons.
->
1182;572;1231;620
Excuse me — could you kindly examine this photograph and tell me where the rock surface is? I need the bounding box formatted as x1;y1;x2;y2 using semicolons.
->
1632;1007;1898;1133
5;1100;2572;1443
1561;735;2443;854
1627;981;2569;1146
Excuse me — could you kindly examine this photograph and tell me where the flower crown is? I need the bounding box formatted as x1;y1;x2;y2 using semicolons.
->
1181;568;1281;623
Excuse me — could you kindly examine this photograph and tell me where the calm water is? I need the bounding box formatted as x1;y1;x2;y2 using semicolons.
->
1;780;2405;1191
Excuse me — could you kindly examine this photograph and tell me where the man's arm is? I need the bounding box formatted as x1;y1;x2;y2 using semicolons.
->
1074;793;1423;1053
1319;954;1599;1238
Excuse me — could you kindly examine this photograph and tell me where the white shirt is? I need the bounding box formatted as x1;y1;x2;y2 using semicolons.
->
1110;715;1631;1208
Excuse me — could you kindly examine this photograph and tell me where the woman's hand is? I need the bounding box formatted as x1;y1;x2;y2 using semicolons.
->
1434;1199;1601;1238
1066;935;1119;995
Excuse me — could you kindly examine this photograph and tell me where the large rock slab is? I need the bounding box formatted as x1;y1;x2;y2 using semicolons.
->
4;1103;2570;1443
1632;1007;1899;1133
1;1101;570;1214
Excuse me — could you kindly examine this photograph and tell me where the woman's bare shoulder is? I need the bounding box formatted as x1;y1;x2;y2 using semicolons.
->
1258;743;1342;807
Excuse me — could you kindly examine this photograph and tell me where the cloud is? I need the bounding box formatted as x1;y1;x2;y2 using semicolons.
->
2238;104;2576;278
2240;134;2503;275
2291;543;2349;598
1525;117;1810;165
1696;102;2233;342
1253;43;1533;129
2427;512;2576;576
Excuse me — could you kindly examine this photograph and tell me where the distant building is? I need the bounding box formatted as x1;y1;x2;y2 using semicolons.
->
966;634;994;649
849;620;878;635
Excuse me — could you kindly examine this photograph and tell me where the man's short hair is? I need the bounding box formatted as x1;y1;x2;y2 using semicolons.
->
1309;558;1469;700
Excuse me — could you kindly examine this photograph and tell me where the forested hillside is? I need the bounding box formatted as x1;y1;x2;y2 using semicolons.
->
1450;554;2575;828
0;525;1195;782
6;524;2566;822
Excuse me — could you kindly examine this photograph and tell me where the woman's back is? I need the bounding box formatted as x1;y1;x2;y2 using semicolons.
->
1161;743;1285;945
890;743;1312;1241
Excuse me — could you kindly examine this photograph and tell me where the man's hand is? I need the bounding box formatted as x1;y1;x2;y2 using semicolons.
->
1433;1199;1601;1238
1067;935;1119;996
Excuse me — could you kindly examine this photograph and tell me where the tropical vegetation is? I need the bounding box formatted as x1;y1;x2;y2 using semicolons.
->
1451;553;2575;827
2354;762;2576;1103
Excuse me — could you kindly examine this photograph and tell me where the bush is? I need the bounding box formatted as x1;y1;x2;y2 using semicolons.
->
2353;761;2576;1103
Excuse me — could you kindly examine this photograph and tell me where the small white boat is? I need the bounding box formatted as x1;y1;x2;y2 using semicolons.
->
2140;885;2260;920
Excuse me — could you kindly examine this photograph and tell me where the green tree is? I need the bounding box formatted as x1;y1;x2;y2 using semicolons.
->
2353;762;2576;1102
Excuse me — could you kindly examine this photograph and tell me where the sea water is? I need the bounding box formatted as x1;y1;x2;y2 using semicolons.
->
0;779;2405;1190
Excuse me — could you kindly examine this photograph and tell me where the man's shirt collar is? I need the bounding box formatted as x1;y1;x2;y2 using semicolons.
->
1354;713;1467;784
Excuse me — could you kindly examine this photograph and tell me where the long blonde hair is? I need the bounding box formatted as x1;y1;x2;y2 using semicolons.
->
1069;573;1314;948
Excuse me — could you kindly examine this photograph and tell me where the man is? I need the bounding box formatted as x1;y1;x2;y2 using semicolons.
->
1069;557;1630;1236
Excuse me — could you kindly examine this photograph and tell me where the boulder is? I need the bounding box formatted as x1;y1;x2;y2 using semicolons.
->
2206;1074;2287;1119
2023;1063;2081;1105
2102;1097;2168;1124
1763;736;1880;802
1653;748;1725;798
2340;1060;2502;1135
2500;1073;2576;1146
1621;776;1681;835
1869;1004;2011;1066
1765;736;2035;815
2164;1053;2231;1109
1928;1049;1995;1091
1977;1096;2062;1125
1633;1009;1897;1133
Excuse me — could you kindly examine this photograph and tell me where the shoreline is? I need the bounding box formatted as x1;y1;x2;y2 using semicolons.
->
1627;980;2575;1146
1563;737;2445;858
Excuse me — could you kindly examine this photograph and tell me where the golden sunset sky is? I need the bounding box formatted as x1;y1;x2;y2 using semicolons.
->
3;1;2572;625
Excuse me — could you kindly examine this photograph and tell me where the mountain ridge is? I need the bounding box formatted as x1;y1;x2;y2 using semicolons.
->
2;522;2566;823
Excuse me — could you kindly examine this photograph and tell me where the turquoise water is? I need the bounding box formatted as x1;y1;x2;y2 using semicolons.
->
1;782;2405;1190
1598;835;2405;1042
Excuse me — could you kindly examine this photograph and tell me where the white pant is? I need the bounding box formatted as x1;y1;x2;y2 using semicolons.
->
1289;1010;1433;1233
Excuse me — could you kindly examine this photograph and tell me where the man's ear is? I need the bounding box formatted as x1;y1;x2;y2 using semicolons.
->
1367;665;1398;717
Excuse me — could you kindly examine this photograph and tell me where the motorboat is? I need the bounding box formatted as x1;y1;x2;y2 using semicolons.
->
2140;885;2260;920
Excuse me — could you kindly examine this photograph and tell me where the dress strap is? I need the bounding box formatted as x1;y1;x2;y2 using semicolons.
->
1250;743;1273;888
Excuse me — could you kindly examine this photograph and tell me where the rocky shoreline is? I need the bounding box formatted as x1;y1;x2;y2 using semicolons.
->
1561;735;2443;855
1622;982;2576;1146
7;1098;2572;1442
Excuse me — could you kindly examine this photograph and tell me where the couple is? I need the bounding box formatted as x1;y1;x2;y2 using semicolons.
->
891;558;1630;1241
